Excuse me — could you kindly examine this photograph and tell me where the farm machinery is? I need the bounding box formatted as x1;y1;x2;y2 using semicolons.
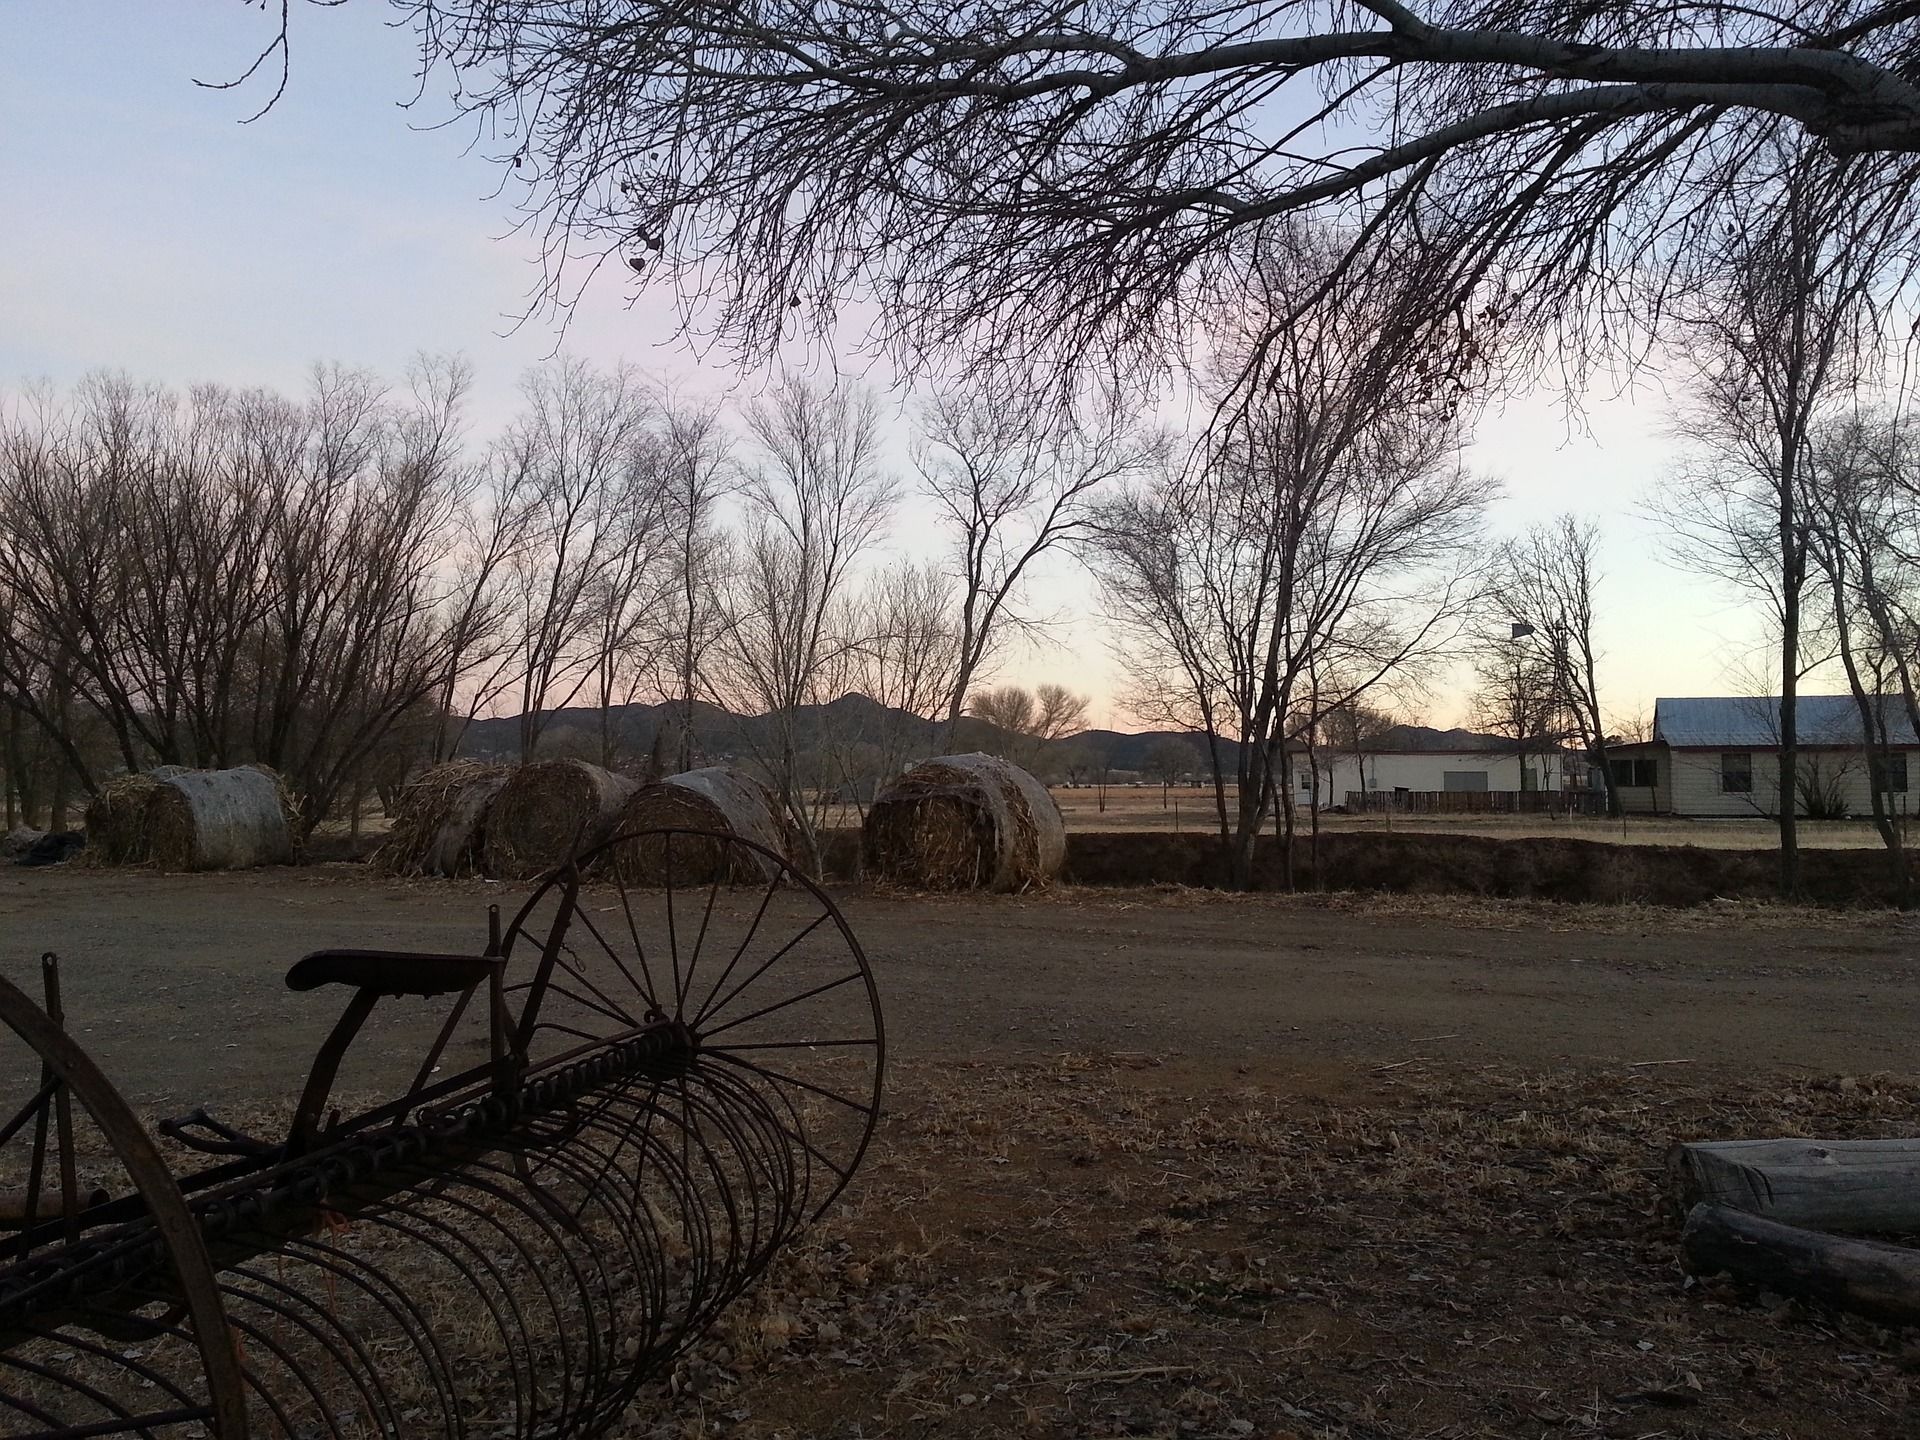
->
0;829;882;1438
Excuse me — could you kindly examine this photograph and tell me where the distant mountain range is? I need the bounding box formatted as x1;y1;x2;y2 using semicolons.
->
457;697;1514;774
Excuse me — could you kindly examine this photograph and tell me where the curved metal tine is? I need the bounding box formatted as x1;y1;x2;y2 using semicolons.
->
0;1378;84;1435
219;1267;396;1434
359;1176;556;1435
226;1235;449;1436
344;1193;540;1431
0;1351;160;1438
399;1153;607;1434
274;1234;462;1439
18;1315;204;1417
692;1055;862;1218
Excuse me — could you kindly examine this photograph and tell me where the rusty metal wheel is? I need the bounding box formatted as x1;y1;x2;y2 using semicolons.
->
0;955;246;1439
500;827;885;1222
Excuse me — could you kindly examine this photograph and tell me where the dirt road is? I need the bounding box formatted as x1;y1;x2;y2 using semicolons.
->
3;864;1913;1108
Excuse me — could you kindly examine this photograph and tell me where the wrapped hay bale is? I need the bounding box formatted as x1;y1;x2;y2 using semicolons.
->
863;752;1065;892
83;765;189;865
142;766;295;871
374;760;511;877
481;759;638;878
607;766;792;885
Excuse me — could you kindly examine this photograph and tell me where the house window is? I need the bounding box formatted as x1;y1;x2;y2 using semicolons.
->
1441;771;1489;793
1610;757;1656;788
1721;752;1753;794
1875;753;1909;794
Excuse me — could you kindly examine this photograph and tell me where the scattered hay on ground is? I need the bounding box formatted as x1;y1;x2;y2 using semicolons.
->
142;766;294;871
863;753;1065;891
373;760;510;877
607;766;792;885
481;759;637;878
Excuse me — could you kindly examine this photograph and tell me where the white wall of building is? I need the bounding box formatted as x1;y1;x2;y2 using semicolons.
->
1293;750;1570;808
1662;747;1914;819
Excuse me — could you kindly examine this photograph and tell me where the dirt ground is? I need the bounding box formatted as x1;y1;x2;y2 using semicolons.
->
4;864;1919;1437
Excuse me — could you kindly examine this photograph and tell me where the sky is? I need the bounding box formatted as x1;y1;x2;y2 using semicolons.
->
0;1;1777;732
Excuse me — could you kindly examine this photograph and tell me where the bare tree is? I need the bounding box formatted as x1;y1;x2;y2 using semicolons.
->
966;682;1089;771
712;377;897;869
655;399;734;773
1143;736;1200;807
1801;410;1920;899
1654;155;1894;891
0;360;495;833
497;358;662;761
850;560;958;798
914;392;1153;745
243;2;1920;422
1496;517;1615;816
1091;231;1495;888
1469;641;1565;795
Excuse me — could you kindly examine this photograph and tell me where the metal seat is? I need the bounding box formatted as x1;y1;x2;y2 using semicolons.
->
285;948;499;998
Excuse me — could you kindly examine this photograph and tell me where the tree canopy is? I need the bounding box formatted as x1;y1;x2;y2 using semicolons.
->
243;1;1920;399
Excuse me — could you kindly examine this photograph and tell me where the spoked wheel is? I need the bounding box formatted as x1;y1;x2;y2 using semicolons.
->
499;828;884;1226
0;957;246;1439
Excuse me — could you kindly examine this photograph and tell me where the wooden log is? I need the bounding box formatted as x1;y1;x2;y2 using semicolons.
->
1669;1138;1920;1234
1681;1202;1920;1327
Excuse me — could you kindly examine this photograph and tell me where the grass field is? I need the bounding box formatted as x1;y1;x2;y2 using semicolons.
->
1052;785;1901;848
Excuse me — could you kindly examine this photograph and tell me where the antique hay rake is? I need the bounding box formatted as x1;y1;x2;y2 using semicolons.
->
0;829;883;1438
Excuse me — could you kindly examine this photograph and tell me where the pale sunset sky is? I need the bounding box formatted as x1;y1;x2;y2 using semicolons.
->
0;1;1775;732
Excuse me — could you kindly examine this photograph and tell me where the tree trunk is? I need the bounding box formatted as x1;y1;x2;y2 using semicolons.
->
1276;748;1297;892
1671;1139;1920;1234
1680;1202;1920;1327
1778;434;1803;897
1834;615;1909;905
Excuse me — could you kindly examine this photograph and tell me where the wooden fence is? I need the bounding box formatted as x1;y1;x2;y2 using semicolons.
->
1343;789;1609;816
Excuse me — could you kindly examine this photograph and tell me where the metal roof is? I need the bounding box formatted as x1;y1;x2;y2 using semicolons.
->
1653;695;1920;748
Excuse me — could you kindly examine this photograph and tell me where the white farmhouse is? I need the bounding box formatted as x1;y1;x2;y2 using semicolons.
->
1606;695;1919;818
1293;725;1579;811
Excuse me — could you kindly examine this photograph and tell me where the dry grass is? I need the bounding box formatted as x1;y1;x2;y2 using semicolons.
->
483;759;636;877
612;768;791;883
81;770;175;865
373;759;508;876
618;1057;1920;1438
865;756;1065;892
1054;790;1903;850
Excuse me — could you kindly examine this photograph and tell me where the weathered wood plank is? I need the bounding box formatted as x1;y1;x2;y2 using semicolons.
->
1668;1137;1920;1234
1681;1202;1920;1327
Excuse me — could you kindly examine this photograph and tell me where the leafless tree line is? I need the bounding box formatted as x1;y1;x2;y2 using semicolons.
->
0;360;1150;852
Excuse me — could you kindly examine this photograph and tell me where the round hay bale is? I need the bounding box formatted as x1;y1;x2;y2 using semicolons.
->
481;759;638;879
863;752;1065;892
607;766;792;885
83;765;189;866
142;766;295;871
373;760;511;877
